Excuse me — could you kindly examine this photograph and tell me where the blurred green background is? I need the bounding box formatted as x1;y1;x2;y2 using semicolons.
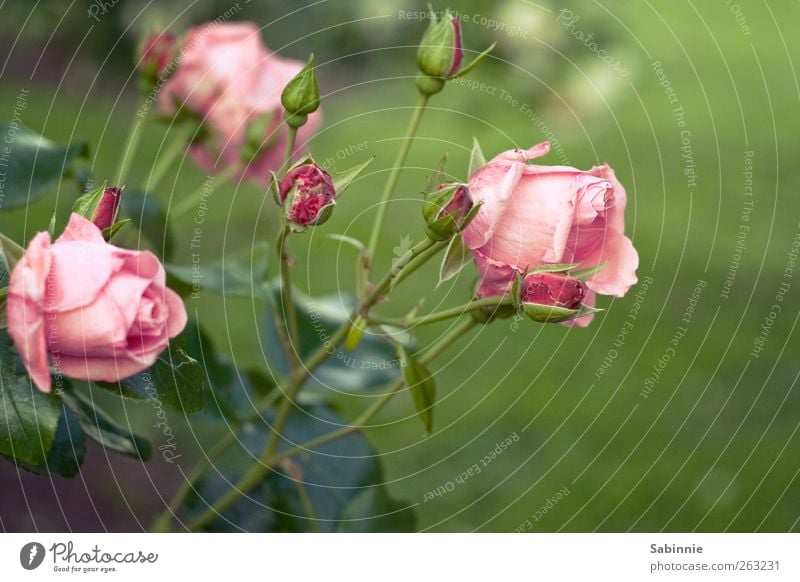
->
1;0;799;532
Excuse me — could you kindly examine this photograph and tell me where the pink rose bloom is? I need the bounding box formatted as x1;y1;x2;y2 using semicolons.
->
463;141;638;327
6;213;187;392
159;22;320;185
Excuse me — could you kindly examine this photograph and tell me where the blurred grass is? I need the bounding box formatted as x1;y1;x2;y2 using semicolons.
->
1;0;800;531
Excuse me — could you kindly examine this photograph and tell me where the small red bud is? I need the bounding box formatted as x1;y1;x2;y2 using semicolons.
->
278;163;336;229
91;187;122;231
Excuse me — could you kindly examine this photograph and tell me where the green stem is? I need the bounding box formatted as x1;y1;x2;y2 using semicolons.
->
170;164;240;219
282;125;299;173
149;388;284;532
273;319;478;460
275;227;301;368
181;237;445;532
370;296;514;328
114;100;147;185
364;93;430;272
285;461;322;533
144;128;190;192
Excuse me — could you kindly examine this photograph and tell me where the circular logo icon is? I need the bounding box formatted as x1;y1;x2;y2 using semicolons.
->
19;542;45;570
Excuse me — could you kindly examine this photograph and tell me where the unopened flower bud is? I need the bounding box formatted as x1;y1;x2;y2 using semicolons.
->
281;55;320;120
91;187;123;231
73;185;123;239
417;10;463;79
278;162;336;231
423;182;473;241
520;272;588;323
137;31;176;90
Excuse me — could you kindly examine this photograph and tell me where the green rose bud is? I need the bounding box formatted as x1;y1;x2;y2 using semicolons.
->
281;54;320;122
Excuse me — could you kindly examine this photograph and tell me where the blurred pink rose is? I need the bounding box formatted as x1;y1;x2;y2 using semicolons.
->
159;22;320;185
463;141;638;327
6;213;187;392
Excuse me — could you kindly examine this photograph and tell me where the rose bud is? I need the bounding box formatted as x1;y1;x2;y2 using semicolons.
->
463;141;639;328
281;54;320;127
72;185;123;240
6;213;188;392
417;9;463;79
423;182;474;241
158;22;321;187
91;187;122;231
519;272;589;324
136;30;176;89
278;162;336;231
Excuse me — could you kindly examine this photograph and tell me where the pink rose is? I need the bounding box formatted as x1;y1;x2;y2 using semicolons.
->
463;141;638;327
6;213;187;392
159;22;320;186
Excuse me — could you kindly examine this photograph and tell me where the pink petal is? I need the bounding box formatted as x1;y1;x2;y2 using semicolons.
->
47;241;122;311
56;212;105;244
47;289;130;354
6;295;50;392
8;231;51;304
581;227;639;297
162;287;188;338
56;352;157;383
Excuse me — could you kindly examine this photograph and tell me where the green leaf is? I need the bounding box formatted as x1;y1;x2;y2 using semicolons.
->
0;232;24;273
468;137;486;176
11;401;86;478
323;233;365;252
530;262;580;274
337;467;417;532
425;152;449;194
120;189;173;259
570;262;607;281
332;158;373;195
61;389;151;460
72;182;107;219
451;41;497;80
166;242;270;301
398;345;436;434
262;288;405;394
0;123;88;209
345;316;367;351
96;333;205;413
0;330;62;466
101;219;130;241
522;302;603;324
438;233;471;286
188;405;412;532
183;320;274;422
